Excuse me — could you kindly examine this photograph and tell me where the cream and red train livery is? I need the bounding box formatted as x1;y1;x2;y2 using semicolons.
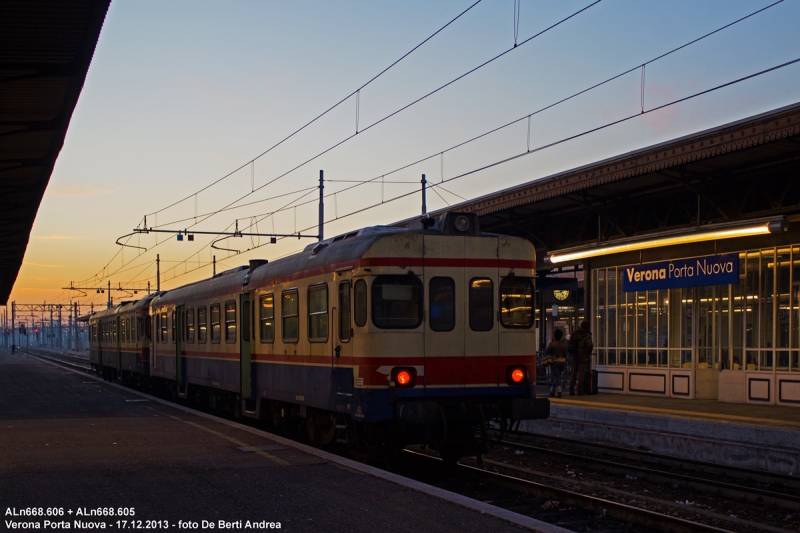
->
92;213;549;458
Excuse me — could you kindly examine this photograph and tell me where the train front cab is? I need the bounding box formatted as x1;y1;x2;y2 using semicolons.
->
338;229;549;459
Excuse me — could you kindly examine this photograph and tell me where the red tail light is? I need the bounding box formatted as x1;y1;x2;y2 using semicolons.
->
392;367;417;388
506;366;528;386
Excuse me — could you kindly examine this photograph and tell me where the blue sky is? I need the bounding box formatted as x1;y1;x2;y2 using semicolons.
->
14;0;800;306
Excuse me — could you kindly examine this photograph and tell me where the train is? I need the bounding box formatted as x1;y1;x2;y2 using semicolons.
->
89;212;549;463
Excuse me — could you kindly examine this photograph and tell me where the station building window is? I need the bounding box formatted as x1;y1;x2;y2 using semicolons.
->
593;246;800;372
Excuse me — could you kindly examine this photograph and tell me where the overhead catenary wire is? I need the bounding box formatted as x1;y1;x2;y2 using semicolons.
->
157;1;603;234
82;0;784;291
146;0;485;218
83;1;602;289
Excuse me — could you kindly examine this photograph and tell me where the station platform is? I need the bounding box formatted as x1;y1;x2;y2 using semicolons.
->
525;385;800;475
0;349;565;533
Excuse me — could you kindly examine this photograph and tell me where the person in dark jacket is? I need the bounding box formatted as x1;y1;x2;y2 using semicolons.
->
546;329;567;398
568;321;594;396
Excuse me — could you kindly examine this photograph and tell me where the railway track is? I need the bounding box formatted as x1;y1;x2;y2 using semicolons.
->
27;349;798;532
489;435;800;513
403;449;738;533
18;347;92;372
496;429;800;492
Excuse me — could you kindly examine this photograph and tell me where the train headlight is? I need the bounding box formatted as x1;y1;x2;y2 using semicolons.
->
454;215;470;232
506;366;528;386
391;367;417;388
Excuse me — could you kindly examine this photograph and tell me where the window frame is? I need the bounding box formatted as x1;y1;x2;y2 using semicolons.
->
197;306;207;344
259;294;275;343
186;307;195;344
469;277;494;332
371;275;424;330
225;300;237;344
354;279;367;327
308;283;329;343
499;276;535;329
282;289;300;343
429;276;456;332
210;303;221;344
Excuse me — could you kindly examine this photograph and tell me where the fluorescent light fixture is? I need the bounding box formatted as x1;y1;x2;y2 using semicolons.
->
547;217;788;264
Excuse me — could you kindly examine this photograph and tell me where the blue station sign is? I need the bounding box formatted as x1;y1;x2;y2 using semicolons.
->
622;253;739;292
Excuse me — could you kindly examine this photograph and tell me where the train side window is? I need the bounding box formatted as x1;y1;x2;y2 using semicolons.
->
354;279;367;327
197;306;207;344
339;281;351;342
308;283;328;343
282;289;299;343
372;275;423;329
186;308;195;344
469;278;494;332
154;315;158;344
113;321;117;343
145;315;151;339
160;312;168;344
500;276;534;329
260;294;274;343
210;304;221;343
430;277;456;332
171;311;176;344
121;318;126;343
225;301;236;343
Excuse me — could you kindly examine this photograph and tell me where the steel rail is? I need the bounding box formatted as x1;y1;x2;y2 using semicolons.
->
494;437;800;512
403;449;734;533
494;429;800;491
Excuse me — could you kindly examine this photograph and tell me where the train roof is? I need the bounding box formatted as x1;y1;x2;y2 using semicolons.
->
152;215;525;306
88;292;162;320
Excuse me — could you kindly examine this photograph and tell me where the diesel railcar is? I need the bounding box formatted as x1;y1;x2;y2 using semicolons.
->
89;293;157;383
144;212;548;461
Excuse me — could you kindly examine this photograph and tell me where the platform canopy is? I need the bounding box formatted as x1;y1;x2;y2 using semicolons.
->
422;102;800;270
0;0;110;305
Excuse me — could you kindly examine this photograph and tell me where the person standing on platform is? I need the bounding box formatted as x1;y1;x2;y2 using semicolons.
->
568;321;594;396
546;329;567;398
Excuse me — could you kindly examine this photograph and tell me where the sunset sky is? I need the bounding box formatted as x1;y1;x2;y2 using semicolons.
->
10;0;800;312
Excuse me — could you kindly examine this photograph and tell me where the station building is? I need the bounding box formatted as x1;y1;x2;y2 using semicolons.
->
437;102;800;406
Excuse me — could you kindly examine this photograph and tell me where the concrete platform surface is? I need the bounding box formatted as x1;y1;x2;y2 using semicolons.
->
0;350;567;533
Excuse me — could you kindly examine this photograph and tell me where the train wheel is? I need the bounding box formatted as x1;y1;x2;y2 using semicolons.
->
306;412;335;449
437;442;465;465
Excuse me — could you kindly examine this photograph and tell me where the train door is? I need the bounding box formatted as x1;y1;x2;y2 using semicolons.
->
336;278;353;366
464;236;500;387
240;292;254;407
176;305;185;394
423;234;466;389
115;316;122;376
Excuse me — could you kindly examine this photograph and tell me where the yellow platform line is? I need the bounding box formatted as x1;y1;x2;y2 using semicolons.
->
550;399;800;429
152;408;290;466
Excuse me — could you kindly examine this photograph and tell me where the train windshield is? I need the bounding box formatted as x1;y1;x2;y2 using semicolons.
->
500;276;534;328
372;275;423;329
